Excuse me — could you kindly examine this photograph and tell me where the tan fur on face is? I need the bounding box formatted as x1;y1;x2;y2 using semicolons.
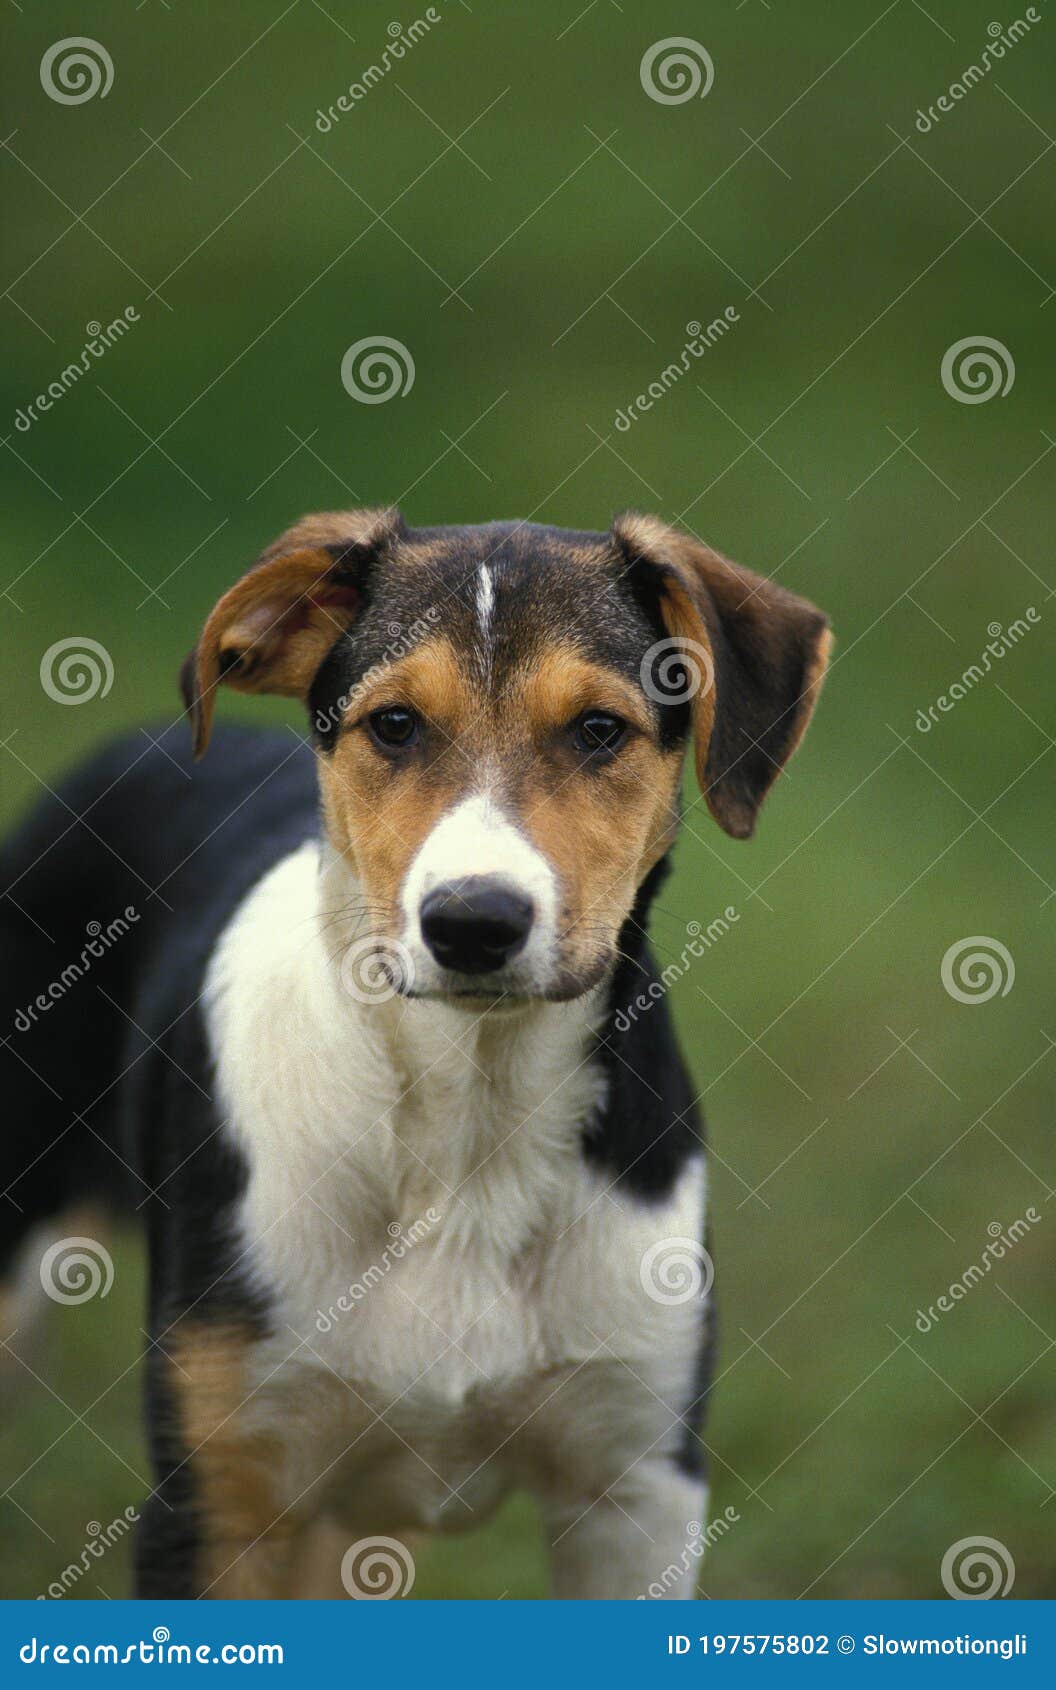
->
514;648;682;990
320;639;477;930
320;638;683;996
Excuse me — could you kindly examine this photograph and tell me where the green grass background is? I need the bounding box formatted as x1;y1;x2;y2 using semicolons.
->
1;0;1054;1600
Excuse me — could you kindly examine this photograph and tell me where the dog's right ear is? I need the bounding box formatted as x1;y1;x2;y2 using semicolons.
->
179;507;403;758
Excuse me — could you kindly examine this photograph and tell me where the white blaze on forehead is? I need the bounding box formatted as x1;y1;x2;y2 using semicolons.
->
476;564;495;640
400;792;558;973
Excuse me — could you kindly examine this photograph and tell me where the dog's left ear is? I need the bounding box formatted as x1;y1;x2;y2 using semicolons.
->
612;512;831;839
180;507;403;758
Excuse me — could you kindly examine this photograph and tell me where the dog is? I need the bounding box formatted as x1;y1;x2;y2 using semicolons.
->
0;508;829;1599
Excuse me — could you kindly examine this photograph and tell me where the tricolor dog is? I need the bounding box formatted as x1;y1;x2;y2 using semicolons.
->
0;509;829;1599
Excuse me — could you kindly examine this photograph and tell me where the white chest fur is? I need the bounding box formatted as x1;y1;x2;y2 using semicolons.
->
204;843;708;1539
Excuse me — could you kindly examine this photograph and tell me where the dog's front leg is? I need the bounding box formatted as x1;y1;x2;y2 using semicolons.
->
545;1463;708;1599
134;1480;301;1600
137;1319;302;1599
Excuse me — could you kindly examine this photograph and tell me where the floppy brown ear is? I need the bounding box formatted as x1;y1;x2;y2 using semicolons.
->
180;507;402;758
612;512;831;840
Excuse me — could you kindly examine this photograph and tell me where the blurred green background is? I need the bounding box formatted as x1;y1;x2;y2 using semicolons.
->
2;0;1054;1601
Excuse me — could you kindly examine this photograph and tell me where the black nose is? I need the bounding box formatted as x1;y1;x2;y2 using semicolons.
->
420;877;534;975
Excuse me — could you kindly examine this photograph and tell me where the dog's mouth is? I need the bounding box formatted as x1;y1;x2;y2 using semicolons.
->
336;937;611;1011
406;982;596;1009
394;947;614;1009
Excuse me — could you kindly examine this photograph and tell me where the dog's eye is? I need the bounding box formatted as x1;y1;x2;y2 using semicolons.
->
368;706;420;750
571;711;627;759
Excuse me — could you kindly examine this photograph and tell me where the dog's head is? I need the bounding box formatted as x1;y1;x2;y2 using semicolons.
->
182;509;829;1004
